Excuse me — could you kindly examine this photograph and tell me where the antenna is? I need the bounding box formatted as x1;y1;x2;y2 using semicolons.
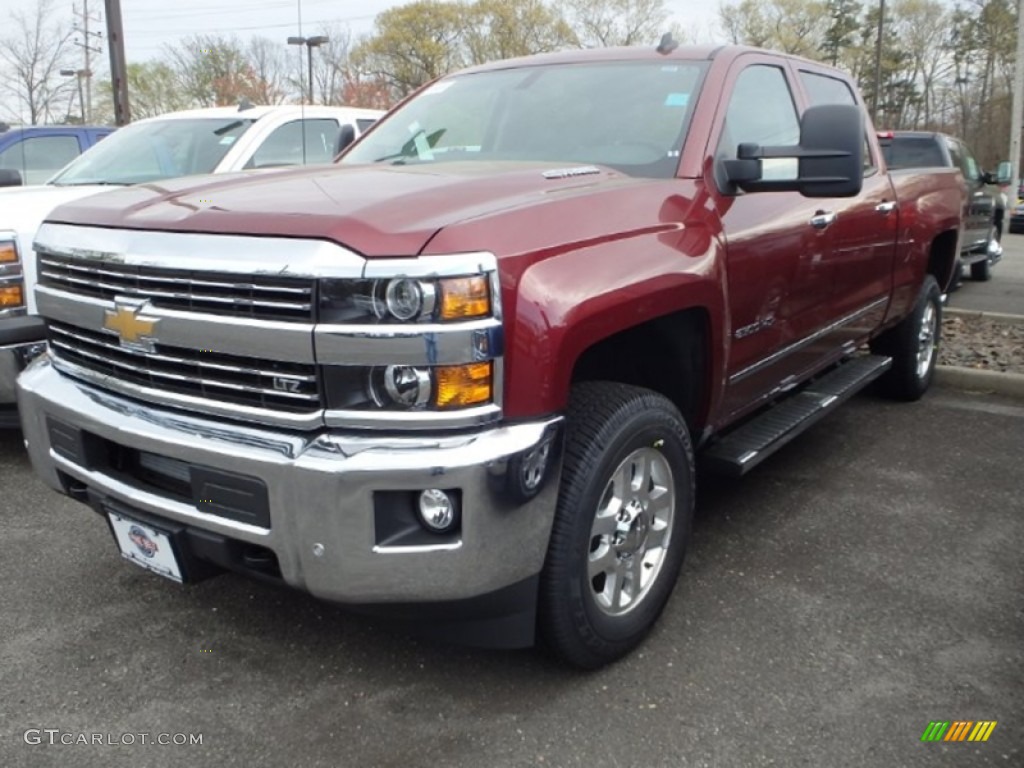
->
657;33;679;55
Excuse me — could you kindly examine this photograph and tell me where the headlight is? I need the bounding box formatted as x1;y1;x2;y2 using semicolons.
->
319;275;491;324
0;237;24;312
0;282;24;309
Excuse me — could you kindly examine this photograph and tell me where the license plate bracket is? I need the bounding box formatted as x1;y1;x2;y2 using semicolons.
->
107;511;184;583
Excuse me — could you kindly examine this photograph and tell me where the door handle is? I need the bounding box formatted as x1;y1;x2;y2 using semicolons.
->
876;201;897;214
810;211;837;229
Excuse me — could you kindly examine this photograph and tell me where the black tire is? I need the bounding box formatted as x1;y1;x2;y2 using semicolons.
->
870;274;941;401
538;382;694;669
971;256;992;281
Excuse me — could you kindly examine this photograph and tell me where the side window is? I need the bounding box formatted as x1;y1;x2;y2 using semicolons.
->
717;65;800;181
356;119;376;134
799;71;856;106
0;135;81;185
960;144;980;182
799;70;875;172
247;119;341;169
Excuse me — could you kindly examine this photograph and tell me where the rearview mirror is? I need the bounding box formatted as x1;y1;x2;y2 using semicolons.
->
0;169;23;188
335;124;356;155
723;104;864;198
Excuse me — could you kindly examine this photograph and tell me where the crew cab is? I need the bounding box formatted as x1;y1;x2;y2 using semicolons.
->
879;130;1005;280
0;104;382;426
18;46;963;668
0;123;114;187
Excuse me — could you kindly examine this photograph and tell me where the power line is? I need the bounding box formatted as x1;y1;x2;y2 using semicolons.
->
125;15;376;37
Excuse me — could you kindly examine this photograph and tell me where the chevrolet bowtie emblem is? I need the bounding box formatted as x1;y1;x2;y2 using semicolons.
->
103;299;159;352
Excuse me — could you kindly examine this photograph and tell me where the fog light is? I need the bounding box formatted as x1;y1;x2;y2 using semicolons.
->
370;364;432;408
418;488;457;533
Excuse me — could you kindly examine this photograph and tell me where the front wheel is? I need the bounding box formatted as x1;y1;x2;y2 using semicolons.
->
538;382;694;669
870;275;941;401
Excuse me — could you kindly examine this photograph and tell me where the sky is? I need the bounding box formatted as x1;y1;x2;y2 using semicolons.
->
9;0;725;66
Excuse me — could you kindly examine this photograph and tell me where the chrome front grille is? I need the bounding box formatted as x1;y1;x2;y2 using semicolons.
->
48;321;322;414
37;253;314;322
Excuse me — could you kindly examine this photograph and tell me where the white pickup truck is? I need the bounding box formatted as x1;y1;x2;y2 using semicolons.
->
0;103;383;425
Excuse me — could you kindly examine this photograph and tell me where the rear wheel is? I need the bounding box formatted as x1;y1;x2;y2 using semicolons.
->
870;275;941;401
971;255;992;281
538;382;694;669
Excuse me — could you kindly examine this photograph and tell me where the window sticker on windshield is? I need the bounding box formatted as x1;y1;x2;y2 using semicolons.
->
219;136;237;145
424;81;454;95
664;93;689;107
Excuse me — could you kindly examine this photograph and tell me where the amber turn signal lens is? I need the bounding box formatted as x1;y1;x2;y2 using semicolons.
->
434;362;492;408
440;276;490;320
0;283;24;308
0;242;18;263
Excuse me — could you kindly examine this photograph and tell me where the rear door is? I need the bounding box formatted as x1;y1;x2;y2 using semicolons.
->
794;69;896;352
951;138;993;250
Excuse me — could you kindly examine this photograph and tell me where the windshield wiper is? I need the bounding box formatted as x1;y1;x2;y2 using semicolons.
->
214;120;245;136
51;180;129;187
372;128;447;164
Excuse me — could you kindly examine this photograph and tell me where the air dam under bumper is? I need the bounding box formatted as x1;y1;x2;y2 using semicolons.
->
18;356;562;645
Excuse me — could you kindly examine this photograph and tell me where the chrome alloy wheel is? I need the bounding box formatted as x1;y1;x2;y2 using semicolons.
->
916;301;938;379
587;447;675;616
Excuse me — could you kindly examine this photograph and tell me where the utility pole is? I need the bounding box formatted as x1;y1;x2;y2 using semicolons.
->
1009;0;1024;202
104;0;130;125
72;0;103;123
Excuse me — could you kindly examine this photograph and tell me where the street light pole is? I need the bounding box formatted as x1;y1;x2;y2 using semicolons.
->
60;69;86;123
287;35;329;104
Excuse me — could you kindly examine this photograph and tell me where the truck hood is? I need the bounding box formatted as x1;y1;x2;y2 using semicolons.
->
44;163;646;257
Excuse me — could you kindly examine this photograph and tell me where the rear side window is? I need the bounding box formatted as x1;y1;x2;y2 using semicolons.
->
356;119;376;133
799;72;856;106
800;71;876;171
247;119;341;169
884;137;946;169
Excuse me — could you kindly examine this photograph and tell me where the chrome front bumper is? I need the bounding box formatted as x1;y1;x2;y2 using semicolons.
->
0;339;48;419
18;356;562;606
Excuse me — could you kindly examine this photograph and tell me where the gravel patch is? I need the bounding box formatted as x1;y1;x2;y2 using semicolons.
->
939;314;1024;374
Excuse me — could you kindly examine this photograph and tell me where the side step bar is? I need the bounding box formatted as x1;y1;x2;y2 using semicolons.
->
703;355;892;476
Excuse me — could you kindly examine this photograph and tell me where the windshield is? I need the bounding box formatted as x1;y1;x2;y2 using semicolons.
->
50;117;256;186
341;61;706;179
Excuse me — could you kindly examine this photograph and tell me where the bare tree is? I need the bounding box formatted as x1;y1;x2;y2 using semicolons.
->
563;0;669;47
248;36;289;105
0;0;75;123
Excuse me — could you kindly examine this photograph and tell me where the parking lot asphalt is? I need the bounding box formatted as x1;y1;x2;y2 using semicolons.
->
1;385;1021;768
951;233;1024;315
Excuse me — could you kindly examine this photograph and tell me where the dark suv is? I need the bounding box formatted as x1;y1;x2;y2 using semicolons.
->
879;131;1005;281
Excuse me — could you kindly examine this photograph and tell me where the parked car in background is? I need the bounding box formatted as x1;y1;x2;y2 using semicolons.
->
878;130;1005;281
0;103;383;426
0;123;114;187
1009;197;1024;234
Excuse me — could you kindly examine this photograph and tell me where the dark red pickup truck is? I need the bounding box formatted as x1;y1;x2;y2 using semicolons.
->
19;45;963;668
